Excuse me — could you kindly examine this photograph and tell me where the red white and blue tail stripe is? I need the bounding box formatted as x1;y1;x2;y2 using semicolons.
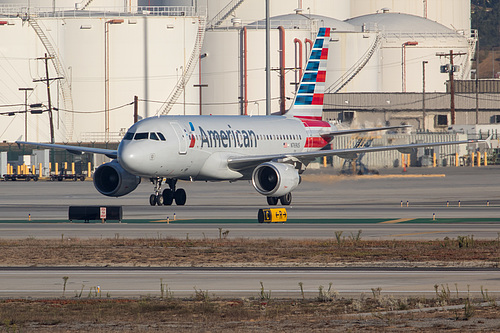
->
286;27;332;149
286;27;330;122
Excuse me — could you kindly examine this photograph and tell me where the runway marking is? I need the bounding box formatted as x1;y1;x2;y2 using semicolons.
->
390;231;448;237
380;218;415;224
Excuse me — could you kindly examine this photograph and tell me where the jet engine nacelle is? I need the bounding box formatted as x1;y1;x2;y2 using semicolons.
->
252;162;300;197
93;160;141;197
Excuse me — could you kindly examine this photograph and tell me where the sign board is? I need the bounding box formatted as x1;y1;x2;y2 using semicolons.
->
258;208;287;223
100;207;106;219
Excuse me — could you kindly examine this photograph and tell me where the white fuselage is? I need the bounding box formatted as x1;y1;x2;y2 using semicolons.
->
118;115;331;181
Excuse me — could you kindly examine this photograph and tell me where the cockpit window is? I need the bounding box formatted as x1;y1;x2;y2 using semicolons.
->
150;132;159;141
134;132;148;140
157;132;166;141
123;131;135;140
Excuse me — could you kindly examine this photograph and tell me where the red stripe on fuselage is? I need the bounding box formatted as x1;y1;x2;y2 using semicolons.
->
305;136;329;148
295;116;331;128
295;115;322;121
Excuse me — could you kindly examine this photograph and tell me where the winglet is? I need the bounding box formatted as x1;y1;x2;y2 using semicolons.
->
484;134;493;149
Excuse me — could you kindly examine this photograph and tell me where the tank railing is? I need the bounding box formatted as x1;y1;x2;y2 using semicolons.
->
362;23;476;40
0;5;202;19
210;18;314;30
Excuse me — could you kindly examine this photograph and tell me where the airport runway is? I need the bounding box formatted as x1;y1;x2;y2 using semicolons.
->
1;166;500;220
1;166;500;240
0;267;499;299
1;166;500;298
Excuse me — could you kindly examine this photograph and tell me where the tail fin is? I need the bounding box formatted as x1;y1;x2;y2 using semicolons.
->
285;27;331;121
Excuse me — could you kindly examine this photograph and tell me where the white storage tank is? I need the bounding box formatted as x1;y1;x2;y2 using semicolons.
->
343;12;473;93
0;4;202;142
349;0;471;32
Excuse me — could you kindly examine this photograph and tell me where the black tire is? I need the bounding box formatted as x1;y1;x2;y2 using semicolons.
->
162;189;174;205
58;176;63;181
174;188;187;206
149;194;157;206
280;192;292;205
267;196;279;205
156;194;164;206
80;175;86;181
33;176;38;182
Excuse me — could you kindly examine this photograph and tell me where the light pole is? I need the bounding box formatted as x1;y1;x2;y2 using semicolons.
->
19;87;33;141
104;19;123;142
194;53;208;115
422;61;428;131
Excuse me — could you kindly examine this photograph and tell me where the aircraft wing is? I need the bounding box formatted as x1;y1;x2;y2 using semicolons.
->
227;138;482;171
16;141;118;159
320;125;411;137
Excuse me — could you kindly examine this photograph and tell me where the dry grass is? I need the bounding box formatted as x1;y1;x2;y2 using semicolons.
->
0;237;499;267
1;297;500;332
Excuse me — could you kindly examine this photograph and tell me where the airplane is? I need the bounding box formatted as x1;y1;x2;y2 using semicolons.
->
17;27;483;207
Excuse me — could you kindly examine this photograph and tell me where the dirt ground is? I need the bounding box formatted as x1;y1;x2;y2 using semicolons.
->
0;237;499;268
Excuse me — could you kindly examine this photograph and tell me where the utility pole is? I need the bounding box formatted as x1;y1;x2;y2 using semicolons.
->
19;87;34;141
33;53;63;144
437;50;466;125
422;61;428;131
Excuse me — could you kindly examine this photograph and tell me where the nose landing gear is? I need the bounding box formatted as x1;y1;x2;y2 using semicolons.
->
149;178;187;206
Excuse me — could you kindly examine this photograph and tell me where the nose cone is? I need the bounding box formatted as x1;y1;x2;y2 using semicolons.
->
118;140;145;175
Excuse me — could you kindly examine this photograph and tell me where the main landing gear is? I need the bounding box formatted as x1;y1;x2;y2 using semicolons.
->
149;178;187;206
267;192;292;206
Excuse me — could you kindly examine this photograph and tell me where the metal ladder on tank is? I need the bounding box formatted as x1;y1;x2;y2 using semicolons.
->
340;136;376;175
76;0;94;10
326;34;381;93
207;0;246;29
28;17;74;141
158;16;206;116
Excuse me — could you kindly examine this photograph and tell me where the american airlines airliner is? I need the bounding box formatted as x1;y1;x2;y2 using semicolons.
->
18;28;480;206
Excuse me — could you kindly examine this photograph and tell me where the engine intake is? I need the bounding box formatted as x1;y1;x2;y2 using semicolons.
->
252;162;299;197
93;160;141;197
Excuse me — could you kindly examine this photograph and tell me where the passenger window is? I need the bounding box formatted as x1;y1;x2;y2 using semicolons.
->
150;132;159;141
134;132;148;140
157;132;166;141
124;132;134;140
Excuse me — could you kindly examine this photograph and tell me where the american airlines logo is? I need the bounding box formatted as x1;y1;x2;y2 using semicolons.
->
198;126;258;148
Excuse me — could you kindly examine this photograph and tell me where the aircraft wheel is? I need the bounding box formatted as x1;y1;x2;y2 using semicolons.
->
162;189;174;205
149;194;157;206
280;192;292;205
174;188;186;206
267;196;279;206
156;194;164;206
